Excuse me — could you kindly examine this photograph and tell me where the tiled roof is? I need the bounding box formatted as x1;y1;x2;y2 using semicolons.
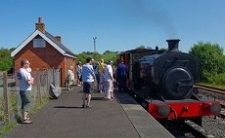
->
44;31;75;57
11;30;76;58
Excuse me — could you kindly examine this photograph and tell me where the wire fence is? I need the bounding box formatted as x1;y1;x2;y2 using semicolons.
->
0;69;61;126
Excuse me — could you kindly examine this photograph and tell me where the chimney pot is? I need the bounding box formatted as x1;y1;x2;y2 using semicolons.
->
38;17;42;23
35;17;45;32
55;36;61;43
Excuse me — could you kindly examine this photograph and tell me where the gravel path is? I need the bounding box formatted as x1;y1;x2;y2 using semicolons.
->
202;116;225;138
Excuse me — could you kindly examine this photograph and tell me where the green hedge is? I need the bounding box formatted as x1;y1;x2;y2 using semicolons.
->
202;71;225;85
189;42;225;85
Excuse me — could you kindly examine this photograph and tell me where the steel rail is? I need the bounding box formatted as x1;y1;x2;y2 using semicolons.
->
195;85;225;119
195;84;225;95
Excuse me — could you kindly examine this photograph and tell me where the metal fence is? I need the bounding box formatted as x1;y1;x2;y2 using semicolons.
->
0;69;61;125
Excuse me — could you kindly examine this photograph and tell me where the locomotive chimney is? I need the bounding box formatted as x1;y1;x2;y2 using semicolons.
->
166;39;180;52
155;46;159;53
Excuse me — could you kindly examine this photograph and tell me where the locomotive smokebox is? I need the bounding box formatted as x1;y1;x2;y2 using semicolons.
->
167;39;180;52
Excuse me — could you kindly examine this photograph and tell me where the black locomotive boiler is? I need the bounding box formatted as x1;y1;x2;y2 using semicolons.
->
119;39;221;123
139;39;199;100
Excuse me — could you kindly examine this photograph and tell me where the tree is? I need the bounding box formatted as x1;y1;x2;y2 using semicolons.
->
135;45;145;49
0;48;13;71
189;42;225;82
75;52;90;64
102;51;117;64
159;48;167;53
76;50;118;65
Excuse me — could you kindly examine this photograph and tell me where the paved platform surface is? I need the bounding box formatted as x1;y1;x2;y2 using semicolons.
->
6;86;174;138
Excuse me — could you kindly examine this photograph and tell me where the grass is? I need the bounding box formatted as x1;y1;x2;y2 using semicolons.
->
29;96;49;116
0;96;49;138
0;122;17;138
0;97;4;122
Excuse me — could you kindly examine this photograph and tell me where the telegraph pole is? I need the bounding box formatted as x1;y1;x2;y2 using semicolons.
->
93;37;97;53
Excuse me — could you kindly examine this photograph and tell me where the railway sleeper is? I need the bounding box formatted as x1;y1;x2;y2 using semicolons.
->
184;120;214;138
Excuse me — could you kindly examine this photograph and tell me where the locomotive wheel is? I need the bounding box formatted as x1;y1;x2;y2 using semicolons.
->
162;67;194;99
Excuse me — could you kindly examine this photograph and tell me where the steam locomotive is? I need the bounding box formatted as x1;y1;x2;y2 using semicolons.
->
119;39;221;124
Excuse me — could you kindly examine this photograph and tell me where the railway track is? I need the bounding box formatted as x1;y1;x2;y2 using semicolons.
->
129;89;217;138
218;103;225;118
195;84;225;119
184;120;214;138
129;84;225;137
194;84;225;95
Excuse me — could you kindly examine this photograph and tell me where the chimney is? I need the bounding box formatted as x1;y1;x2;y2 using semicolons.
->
166;39;180;52
35;17;45;32
55;36;61;43
155;46;159;53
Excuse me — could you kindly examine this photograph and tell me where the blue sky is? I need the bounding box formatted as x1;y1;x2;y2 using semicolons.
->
1;0;225;54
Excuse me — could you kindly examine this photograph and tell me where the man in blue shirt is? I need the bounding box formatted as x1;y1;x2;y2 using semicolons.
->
116;60;127;93
81;57;96;108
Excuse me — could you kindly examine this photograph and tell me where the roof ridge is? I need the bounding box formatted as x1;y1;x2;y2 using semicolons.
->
11;30;75;58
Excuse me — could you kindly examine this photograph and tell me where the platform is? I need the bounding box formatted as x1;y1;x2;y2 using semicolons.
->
6;86;174;138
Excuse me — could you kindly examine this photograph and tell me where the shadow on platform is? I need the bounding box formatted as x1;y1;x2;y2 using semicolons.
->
114;90;137;105
54;106;83;109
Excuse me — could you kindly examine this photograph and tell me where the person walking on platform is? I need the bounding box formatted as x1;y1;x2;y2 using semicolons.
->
66;65;75;90
76;61;82;86
99;59;106;93
104;60;114;100
116;60;127;93
81;57;96;108
17;59;34;124
93;61;100;92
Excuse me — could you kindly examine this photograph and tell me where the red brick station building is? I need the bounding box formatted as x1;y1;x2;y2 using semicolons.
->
11;17;76;86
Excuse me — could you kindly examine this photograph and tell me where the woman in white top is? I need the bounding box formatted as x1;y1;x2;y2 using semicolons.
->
67;65;75;90
103;61;114;100
77;62;82;86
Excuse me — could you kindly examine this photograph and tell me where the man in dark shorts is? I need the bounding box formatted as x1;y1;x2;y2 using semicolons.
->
81;57;96;108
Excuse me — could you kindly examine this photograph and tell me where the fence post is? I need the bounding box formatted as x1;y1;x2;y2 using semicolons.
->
53;69;55;86
3;72;9;124
36;73;42;103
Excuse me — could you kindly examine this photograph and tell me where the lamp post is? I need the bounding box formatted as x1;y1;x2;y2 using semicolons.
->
93;37;97;53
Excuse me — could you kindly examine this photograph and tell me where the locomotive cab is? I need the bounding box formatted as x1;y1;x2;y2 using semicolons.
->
139;54;159;81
